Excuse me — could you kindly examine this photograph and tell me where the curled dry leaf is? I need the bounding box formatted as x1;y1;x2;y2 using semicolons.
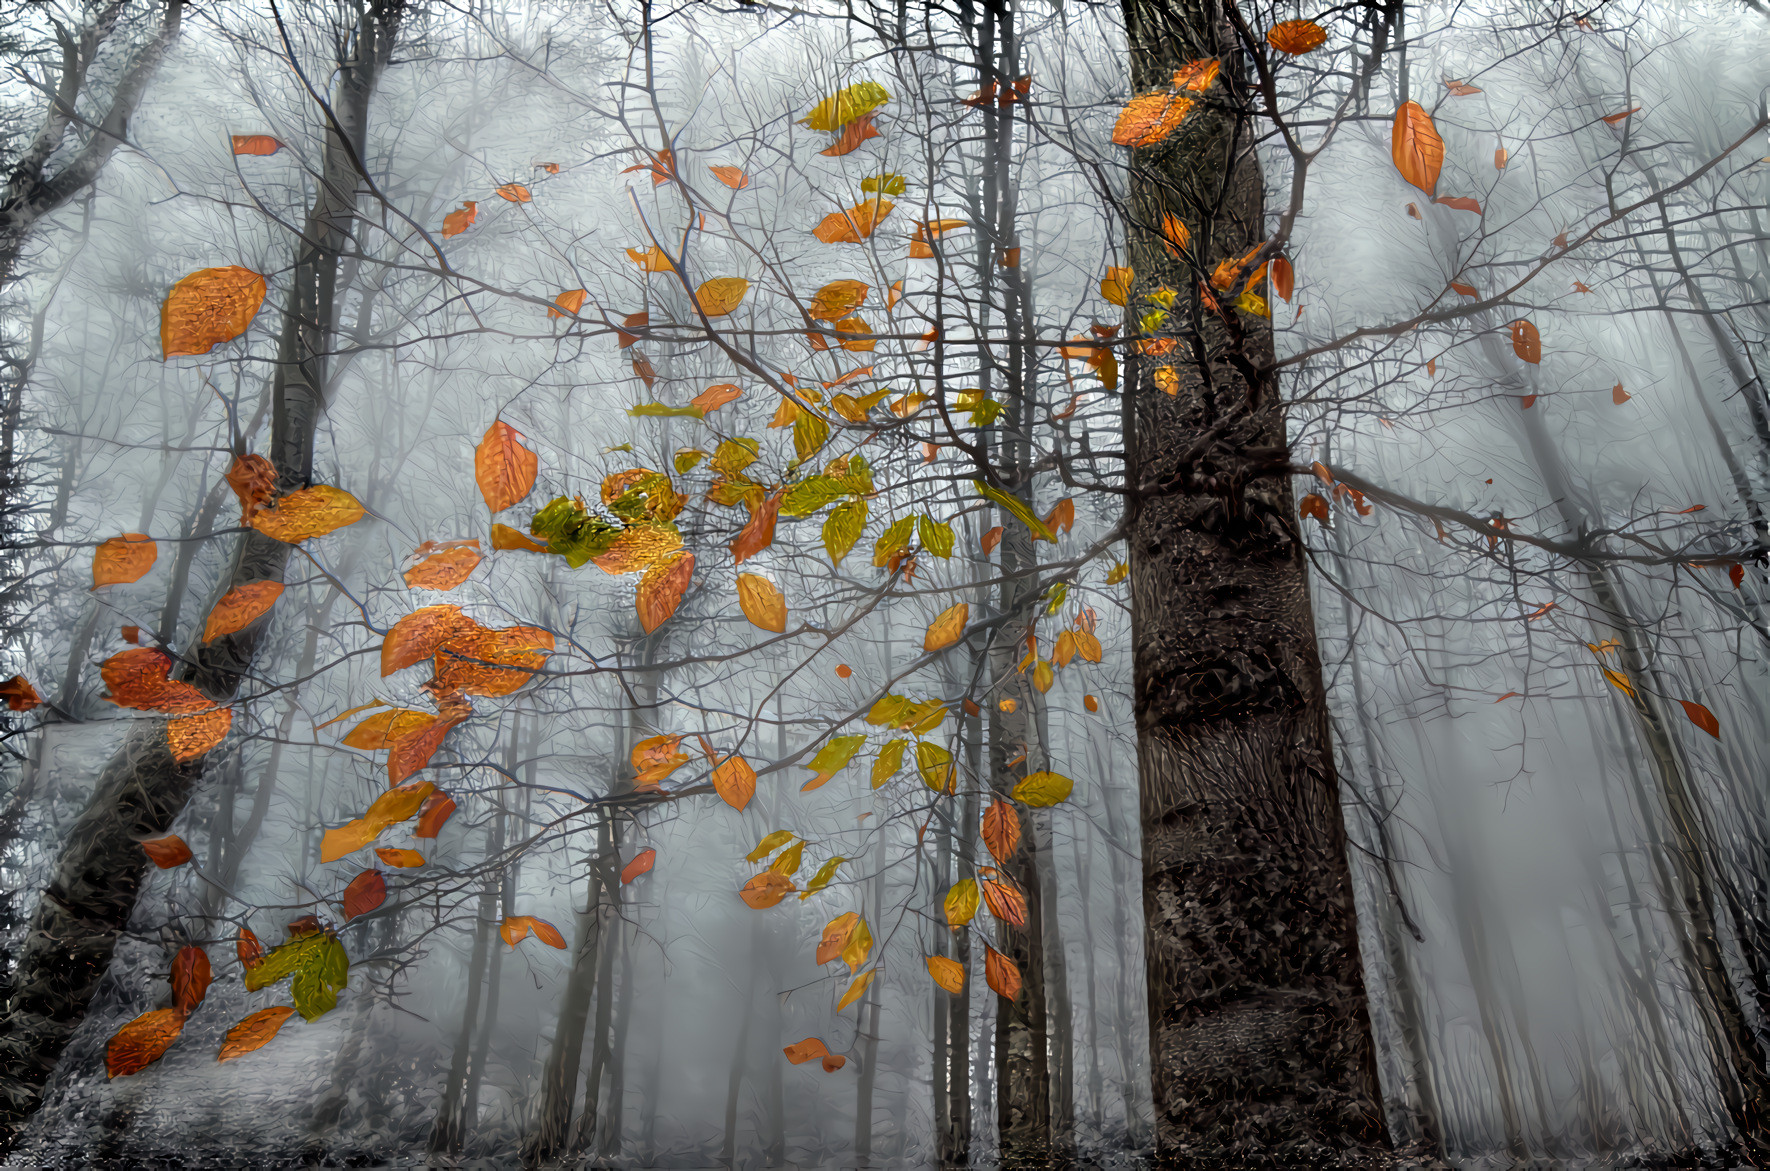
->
0;675;41;712
251;485;365;543
342;870;386;921
231;134;282;155
1266;19;1327;54
495;182;531;202
736;574;787;632
93;534;157;587
475;421;539;513
500;915;566;948
731;489;783;564
142;834;194;869
170;946;211;1014
217;1006;295;1063
415;792;457;838
168;706;232;762
161;266;267;359
1100;266;1132;306
1300;493;1330;525
442;201;477;237
1391;101;1444;196
621;849;657;884
204;580;284;641
106;1007;186;1078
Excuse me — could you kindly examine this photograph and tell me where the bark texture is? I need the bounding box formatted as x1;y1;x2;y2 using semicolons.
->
0;1;402;1146
1120;1;1389;1164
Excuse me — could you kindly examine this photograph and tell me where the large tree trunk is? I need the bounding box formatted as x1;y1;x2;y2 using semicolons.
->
0;1;403;1146
1119;1;1389;1163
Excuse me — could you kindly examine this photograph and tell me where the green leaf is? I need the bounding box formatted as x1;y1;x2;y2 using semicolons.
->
871;738;907;787
243;932;327;993
824;499;868;566
528;496;622;568
289;935;350;1021
781;476;847;518
873;516;915;565
794;411;830;462
918;514;955;558
916;740;955;793
860;173;907;196
628;403;705;418
674;448;706;474
769;840;805;877
1043;581;1069;615
711;438;760;477
836;454;874;496
805;734;866;782
973;480;1056;543
798;856;847;899
952;390;1004;426
866;694;913;726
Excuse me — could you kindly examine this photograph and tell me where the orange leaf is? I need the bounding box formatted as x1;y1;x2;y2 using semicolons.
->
442;201;477;237
835;664;852;678
501;915;566;948
741;872;795;909
404;544;483;591
217;1006;295;1063
622;848;657;884
1300;493;1330;525
495;182;532;202
809;279;869;321
692;384;743;414
161;266;267;359
549;288;587;319
819;111;882;156
711;753;757;811
413;792;456;838
106;1007;185;1078
342;869;386;920
709;165;750;189
1444;81;1483;96
1448;282;1478;297
0;675;41;712
1043;498;1075;535
616;311;649;347
170;945;211;1014
230;134;282;155
1111;91;1192;147
1084;694;1099;713
1602;106;1640;125
92;534;157;588
637;551;695;634
926;954;965;993
783;1037;830;1064
1435;195;1481;214
475;421;538;513
1159;213;1189;258
923;602;969;652
225;454;277;525
434;623;554;697
1266;19;1327;54
813;198;893;244
341;708;435;750
235;929;264;972
1612;383;1630;405
1495;146;1508;169
1172;59;1220;92
982;801;1021;862
632;353;657;389
203;580;284;641
382;605;472;676
1509;319;1541;364
626;245;676;273
736;574;787;632
817;912;860;965
984;944;1021;1000
1391;101;1444;196
375;847;425;868
981;526;1004;554
168;707;232;762
250;485;365;543
1680;699;1720;739
140;834;192;870
982;878;1028;927
731;490;783;564
491;523;548;553
1271;257;1293;302
101;648;210;713
695;277;750;317
540;162;560;174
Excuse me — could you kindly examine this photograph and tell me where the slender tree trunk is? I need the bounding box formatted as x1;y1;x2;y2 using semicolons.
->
1120;1;1388;1163
0;2;403;1145
429;794;508;1154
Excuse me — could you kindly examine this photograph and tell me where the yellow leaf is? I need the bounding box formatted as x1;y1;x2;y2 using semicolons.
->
923;602;968;652
627;246;677;273
926;955;965;993
1010;770;1073;807
817;912;860;965
917;740;955;794
840;916;872;973
696;277;750;317
1602;667;1636;699
1032;660;1055;693
736;574;787;632
809;279;869;321
944;879;979;927
799;81;890;132
250;485;365;543
746;830;794;863
871;738;907;788
161;266;267;359
1100;267;1132;306
836;968;875;1011
1106;562;1129;584
769;840;804;878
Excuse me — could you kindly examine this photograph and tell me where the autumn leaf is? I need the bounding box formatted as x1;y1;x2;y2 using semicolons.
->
1266;19;1327;54
0;675;41;712
434;623;553;697
142;834;193;869
799;81;890;131
1509;319;1541;364
161;266;267;359
1391;101;1444;196
809;279;869;321
1011;770;1074;807
1679;699;1720;739
925;954;966;994
708;752;757;811
1172;59;1220;92
917;740;955;794
1449;281;1478;297
626;245;676;273
106;1007;185;1078
802;734;866;792
783;1037;832;1064
1601;667;1636;699
231;134;282;155
1300;493;1330;525
1602;106;1641;125
170;945;211;1014
374;846;423;868
235;927;263;972
319;780;435;862
1435;195;1481;214
982;878;1028;927
341;708;435;750
741;872;795;909
923;602;969;652
871;738;906;788
985;944;1022;1000
383;607;473;678
817;912;861;965
500;915;566;948
549;288;587;319
101;648;210;713
944;878;980;927
1084;694;1100;713
736;574;787;633
837;969;875;1011
1612;383;1630;405
92;534;157;588
226;454;277;526
1445;80;1483;96
495;182;531;202
442;201;477;237
820;111;883;156
415;792;456;838
1112;91;1192;147
709;165;749;188
168;706;232;762
1495;146;1508;169
492;523;549;553
982;801;1021;862
622;848;657;884
217;1006;295;1063
637;551;694;633
813;198;893;244
475;421;539;513
1159;213;1189;258
250;485;365;543
1100;267;1133;306
696;277;750;317
203;580;284;641
342;870;386;921
731;489;783;564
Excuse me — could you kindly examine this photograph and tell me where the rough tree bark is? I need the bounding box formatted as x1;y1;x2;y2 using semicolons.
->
0;0;403;1146
1119;0;1390;1164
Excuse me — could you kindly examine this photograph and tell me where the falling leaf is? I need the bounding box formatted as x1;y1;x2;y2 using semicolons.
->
982;801;1021;862
736;574;787;633
405;543;482;591
809;280;869;322
1449;282;1478;297
813;198;893;244
318;780;436;862
414;792;456;838
731;490;783;564
979;526;1005;555
1601;667;1636;699
820;111;883;156
203;580;284;641
710;165;749;188
1731;563;1744;590
475;421;538;514
799;81;890;131
924;602;968;653
1100;266;1133;306
442;201;477;237
1509;319;1541;364
500;915;566;948
1271;257;1293;302
168;706;232;762
495;183;531;202
1112;91;1192;148
341;708;435;750
0;675;41;712
1602;106;1640;125
696;277;750;317
621;849;657;884
540;162;560;174
243;928;349;1020
342;870;386;921
231;134;282;155
1612;383;1630;405
1266;19;1327;53
1680;699;1721;739
984;944;1022;1000
1444;80;1483;96
636;551;695;634
142;834;193;869
1044;498;1075;535
741;872;795;909
975;481;1056;543
1495;146;1508;169
1435;195;1481;214
1391;101;1444;196
1573;281;1593;293
687;384;743;416
784;1037;832;1064
1494;692;1519;703
92;534;157;587
1011;770;1074;807
170;946;211;1014
836;969;875;1011
1299;493;1330;526
549;289;587;319
161;266;267;359
106;1008;186;1078
217;1006;295;1063
1084;694;1100;713
250;485;365;543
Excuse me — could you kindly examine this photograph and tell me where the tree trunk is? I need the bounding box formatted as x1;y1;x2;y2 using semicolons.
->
0;1;403;1146
1120;1;1388;1163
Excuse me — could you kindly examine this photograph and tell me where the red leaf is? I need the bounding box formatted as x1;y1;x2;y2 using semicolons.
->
621;848;657;884
170;946;211;1014
1679;699;1721;740
1434;195;1481;214
342;870;387;921
414;791;457;838
141;835;193;869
